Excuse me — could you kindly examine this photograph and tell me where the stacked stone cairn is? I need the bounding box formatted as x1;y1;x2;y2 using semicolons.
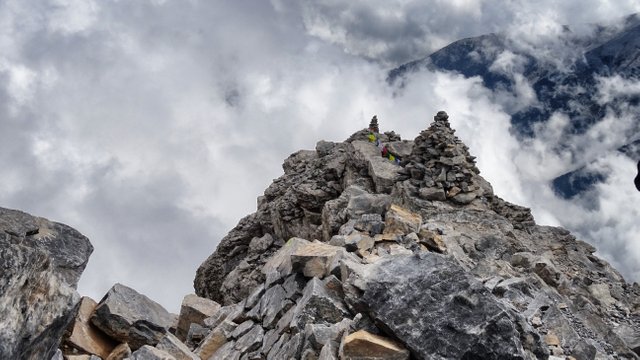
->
368;115;379;133
399;111;483;205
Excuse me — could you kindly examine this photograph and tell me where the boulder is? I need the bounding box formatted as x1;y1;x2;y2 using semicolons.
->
351;141;401;193
155;333;198;360
340;330;409;360
291;241;343;278
290;278;351;331
90;283;174;350
0;207;93;360
383;205;421;236
176;294;220;341
350;253;547;359
62;296;117;359
262;237;311;285
194;320;237;359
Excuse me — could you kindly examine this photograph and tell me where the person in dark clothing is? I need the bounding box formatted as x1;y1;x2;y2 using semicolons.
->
635;160;640;192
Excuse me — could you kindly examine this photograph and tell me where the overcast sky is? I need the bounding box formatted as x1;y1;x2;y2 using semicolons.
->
1;0;639;312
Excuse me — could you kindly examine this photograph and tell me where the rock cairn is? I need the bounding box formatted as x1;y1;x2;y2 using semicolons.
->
400;111;483;204
368;115;379;133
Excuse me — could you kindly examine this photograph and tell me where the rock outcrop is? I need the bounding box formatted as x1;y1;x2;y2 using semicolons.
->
190;112;640;359
0;207;93;360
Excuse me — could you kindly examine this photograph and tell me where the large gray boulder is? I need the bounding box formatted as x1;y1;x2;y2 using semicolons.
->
349;253;547;360
0;207;93;360
91;283;174;350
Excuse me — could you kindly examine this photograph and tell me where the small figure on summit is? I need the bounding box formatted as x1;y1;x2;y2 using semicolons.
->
635;160;640;192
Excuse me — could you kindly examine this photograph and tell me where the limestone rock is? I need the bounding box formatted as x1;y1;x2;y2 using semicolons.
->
383;205;421;236
0;207;93;360
129;345;176;360
290;278;351;331
340;330;409;360
62;296;117;359
90;283;174;350
176;294;220;341
194;319;237;359
155;333;198;360
106;343;132;360
350;253;547;359
291;241;343;278
262;237;311;285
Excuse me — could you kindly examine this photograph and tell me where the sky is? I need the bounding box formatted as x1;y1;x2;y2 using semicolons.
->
1;0;639;312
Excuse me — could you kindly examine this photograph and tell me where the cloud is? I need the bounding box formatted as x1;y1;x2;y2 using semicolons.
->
1;0;640;312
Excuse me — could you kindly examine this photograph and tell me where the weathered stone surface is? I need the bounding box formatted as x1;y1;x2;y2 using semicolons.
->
418;187;447;201
0;207;93;360
351;253;547;359
156;333;198;360
340;330;409;360
203;302;245;329
614;325;640;355
291;278;351;330
194;319;236;359
383;205;421;236
291;241;343;278
176;294;220;341
234;324;264;353
262;237;311;285
352;141;400;193
129;345;176;360
62;296;117;359
106;343;132;360
91;283;174;350
318;341;339;360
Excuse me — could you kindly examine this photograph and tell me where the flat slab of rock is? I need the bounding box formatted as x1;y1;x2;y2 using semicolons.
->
176;294;220;341
63;296;117;359
383;205;421;236
262;237;310;285
129;345;176;360
91;283;174;350
340;330;409;359
291;241;343;278
156;333;198;360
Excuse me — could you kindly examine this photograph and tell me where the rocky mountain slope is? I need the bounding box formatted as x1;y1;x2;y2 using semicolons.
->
191;112;640;359
389;14;640;198
2;112;640;360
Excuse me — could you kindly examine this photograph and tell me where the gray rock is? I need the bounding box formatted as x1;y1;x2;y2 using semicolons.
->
0;207;93;360
248;233;274;253
129;345;176;360
209;340;240;360
353;213;385;236
318;341;339;360
419;187;447;201
291;278;351;331
176;294;220;341
273;333;304;360
267;333;290;360
91;283;174;350
351;253;547;359
234;325;264;353
194;319;237;360
230;320;255;339
260;284;293;328
156;333;198;360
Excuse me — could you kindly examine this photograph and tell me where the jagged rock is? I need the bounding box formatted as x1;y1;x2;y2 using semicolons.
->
305;318;353;350
194;319;237;359
291;241;343;278
340;330;409;360
106;343;132;360
353;213;385;236
383;204;421;236
234;324;264;353
0;207;93;360
349;253;547;359
65;355;102;360
290;278;351;331
614;325;640;355
203;302;245;329
262;237;310;286
129;345;176;360
62;296;117;359
176;294;220;341
418;187;447;201
318;341;339;360
156;333;198;360
185;323;209;349
209;341;239;360
91;283;174;350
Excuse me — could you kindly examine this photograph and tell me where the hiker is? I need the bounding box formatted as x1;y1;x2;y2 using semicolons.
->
635;160;640;192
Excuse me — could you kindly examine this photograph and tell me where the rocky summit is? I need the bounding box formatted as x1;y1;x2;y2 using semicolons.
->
2;111;640;360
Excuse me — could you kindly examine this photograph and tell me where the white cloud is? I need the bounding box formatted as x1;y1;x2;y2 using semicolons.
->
1;0;639;311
